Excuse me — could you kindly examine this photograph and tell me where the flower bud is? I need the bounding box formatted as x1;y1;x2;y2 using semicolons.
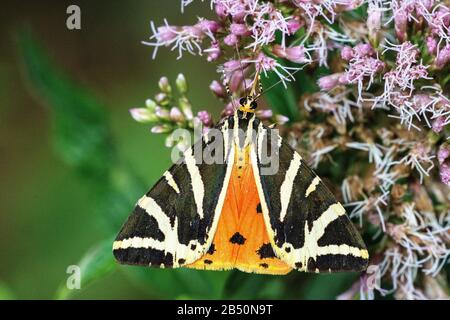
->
158;76;172;94
155;93;169;105
145;99;157;110
224;34;239;46
426;36;438;55
318;73;343;90
209;80;226;98
197;111;213;127
367;4;382;34
206;41;221;62
432;116;445;133
438;144;450;165
256;109;273;119
394;11;408;42
196;19;221;33
440;162;450;186
272;45;307;63
214;3;227;20
151;125;171;134
275;114;289;125
169;107;185;122
230;23;251;36
435;44;450;69
154;106;170;119
129;108;156;123
341;46;354;61
287;19;303;35
354;43;375;57
176;73;188;94
179;97;193;120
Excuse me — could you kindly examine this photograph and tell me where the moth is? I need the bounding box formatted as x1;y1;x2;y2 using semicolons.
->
113;73;369;275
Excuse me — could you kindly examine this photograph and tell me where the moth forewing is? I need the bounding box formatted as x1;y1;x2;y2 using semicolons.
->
113;120;235;268
251;124;369;273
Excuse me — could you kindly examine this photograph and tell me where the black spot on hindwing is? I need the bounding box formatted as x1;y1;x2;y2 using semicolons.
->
256;243;276;259
256;203;262;214
230;232;246;245
207;243;216;255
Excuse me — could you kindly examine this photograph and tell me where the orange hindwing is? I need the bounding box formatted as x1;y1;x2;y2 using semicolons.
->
186;145;292;275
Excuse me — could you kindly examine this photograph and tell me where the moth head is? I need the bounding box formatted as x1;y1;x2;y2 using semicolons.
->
239;96;257;114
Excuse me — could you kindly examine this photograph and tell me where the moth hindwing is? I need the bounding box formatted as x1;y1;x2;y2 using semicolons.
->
113;111;369;273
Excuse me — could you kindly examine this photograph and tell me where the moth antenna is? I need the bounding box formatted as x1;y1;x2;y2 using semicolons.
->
222;69;238;110
254;68;302;101
235;43;248;97
258;74;263;96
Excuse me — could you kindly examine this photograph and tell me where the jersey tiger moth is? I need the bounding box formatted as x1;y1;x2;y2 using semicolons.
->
113;76;369;275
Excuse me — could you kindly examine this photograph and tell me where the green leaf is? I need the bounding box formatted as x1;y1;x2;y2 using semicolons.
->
223;271;285;299
16;31;115;180
123;268;230;299
301;273;358;300
0;282;16;300
55;237;117;300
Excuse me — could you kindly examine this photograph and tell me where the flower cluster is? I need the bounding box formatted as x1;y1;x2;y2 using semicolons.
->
135;0;450;300
129;74;214;151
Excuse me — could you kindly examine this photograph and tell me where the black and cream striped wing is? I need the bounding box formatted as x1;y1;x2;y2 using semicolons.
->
251;124;369;273
113;121;235;268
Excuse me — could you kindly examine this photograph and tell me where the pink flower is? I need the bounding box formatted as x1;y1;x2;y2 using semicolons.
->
144;20;207;59
438;144;450;165
272;45;308;63
197;111;213;127
229;71;244;93
256;109;273;119
354;43;375;57
245;53;300;86
341;46;354;61
230;3;246;22
224;34;240;46
338;0;364;11
432;116;446;133
287;19;303;34
435;45;450;69
440;162;450;186
230;23;251;36
196;19;221;34
382;42;429;96
209;80;225;98
205;41;221;62
394;11;408;42
214;3;228;20
426;36;438;55
367;4;382;34
318;73;344;91
222;102;236;117
156;26;178;43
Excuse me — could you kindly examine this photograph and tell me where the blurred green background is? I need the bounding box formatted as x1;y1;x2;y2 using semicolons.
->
0;1;358;299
